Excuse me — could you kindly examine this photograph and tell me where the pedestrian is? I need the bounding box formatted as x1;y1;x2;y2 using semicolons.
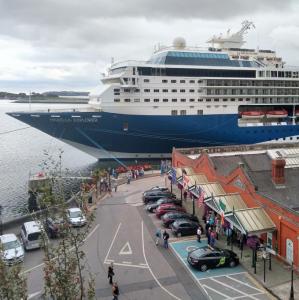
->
108;263;114;285
155;228;161;245
163;230;169;249
205;221;210;237
210;230;216;247
197;226;202;243
114;183;118;192
207;226;211;245
112;282;119;300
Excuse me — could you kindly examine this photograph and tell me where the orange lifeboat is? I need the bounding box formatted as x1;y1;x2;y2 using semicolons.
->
241;111;265;119
266;109;288;118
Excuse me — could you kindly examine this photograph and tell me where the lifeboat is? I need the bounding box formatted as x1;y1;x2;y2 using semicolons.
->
295;110;299;117
266;109;288;118
241;111;265;119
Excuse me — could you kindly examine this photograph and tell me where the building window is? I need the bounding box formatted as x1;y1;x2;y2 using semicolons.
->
180;89;185;93
180;80;186;83
162;89;168;92
214;98;219;102
189;99;195;102
206;99;211;102
171;110;178;115
172;89;177;92
172;99;177;102
162;79;168;83
231;98;236;101
135;89;140;93
124;99;131;102
189;80;195;83
197;109;203;115
114;92;120;95
144;79;150;83
198;99;203;102
171;80;177;83
134;98;140;102
144;89;150;92
163;99;168;102
124;88;130;92
144;99;150;102
154;99;159;102
114;99;120;102
189;89;195;93
198;80;203;83
154;89;159;92
181;99;186;102
223;98;228;102
180;110;187;115
114;88;120;92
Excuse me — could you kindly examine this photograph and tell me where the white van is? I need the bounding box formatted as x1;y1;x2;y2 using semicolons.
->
21;221;43;250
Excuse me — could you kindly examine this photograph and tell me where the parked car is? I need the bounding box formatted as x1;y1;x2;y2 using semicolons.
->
146;198;181;213
67;208;87;227
144;186;169;193
143;190;175;204
162;212;199;227
21;221;44;251
155;203;186;218
45;216;65;238
0;233;24;265
170;219;198;237
187;246;239;272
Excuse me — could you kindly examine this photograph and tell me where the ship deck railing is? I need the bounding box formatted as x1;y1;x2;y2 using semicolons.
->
12;107;100;114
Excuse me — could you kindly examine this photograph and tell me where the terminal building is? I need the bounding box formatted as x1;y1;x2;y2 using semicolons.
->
170;142;299;270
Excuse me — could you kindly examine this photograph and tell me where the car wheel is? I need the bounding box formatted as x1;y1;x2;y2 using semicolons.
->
177;232;182;237
229;260;236;268
200;264;208;272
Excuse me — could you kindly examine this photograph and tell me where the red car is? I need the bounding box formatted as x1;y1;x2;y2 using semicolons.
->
155;204;186;218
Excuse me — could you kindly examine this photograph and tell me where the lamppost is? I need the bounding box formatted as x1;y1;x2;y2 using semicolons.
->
290;262;294;300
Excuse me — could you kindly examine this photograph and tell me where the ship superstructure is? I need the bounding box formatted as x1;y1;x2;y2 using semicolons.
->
8;21;299;160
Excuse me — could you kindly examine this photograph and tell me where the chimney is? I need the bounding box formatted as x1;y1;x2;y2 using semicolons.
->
271;158;286;185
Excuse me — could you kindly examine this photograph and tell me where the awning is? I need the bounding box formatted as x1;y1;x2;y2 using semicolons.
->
200;183;226;198
225;207;276;236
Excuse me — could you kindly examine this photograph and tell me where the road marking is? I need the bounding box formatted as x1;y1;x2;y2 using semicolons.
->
84;224;100;241
231;293;265;299
139;263;148;266
227;275;263;292
198;272;247;281
122;261;132;264
28;290;42;299
22;262;44;274
119;241;133;255
141;221;182;300
104;261;149;269
202;284;231;299
186;246;198;252
104;222;122;263
210;277;261;300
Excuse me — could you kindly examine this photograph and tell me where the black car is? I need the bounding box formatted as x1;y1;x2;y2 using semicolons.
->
187;246;239;272
144;186;169;193
146;198;181;212
45;217;65;238
143;190;175;204
170;219;199;237
162;212;199;227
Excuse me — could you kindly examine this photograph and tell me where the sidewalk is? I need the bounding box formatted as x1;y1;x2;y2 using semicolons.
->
168;183;299;300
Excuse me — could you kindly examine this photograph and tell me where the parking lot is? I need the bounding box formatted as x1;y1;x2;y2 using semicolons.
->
170;239;273;300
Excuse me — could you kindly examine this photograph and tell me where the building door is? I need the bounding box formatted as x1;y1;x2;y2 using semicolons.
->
286;239;294;263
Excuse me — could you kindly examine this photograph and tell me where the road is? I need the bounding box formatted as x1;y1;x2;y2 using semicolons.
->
16;175;204;299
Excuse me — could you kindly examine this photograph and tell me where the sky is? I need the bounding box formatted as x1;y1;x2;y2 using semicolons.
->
0;0;299;93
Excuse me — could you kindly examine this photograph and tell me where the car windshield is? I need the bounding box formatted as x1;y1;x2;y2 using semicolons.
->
70;211;82;218
28;232;41;241
2;239;20;250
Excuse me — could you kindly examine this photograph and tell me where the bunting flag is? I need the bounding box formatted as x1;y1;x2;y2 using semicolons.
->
221;211;225;225
197;185;205;207
183;174;190;190
171;168;177;184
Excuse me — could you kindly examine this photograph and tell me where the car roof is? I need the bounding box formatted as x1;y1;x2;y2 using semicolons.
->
0;233;18;243
173;219;197;225
23;221;42;233
68;207;81;213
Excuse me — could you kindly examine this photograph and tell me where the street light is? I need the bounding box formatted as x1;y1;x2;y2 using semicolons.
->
290;262;294;300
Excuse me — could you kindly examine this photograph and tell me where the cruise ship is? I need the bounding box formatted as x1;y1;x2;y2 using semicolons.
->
8;21;299;160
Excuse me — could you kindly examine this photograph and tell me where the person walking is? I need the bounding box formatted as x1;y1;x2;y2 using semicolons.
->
108;263;114;285
163;230;169;249
197;226;202;243
112;282;119;300
210;230;216;248
155;228;161;246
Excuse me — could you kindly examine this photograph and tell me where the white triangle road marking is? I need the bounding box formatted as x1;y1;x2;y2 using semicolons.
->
119;241;133;255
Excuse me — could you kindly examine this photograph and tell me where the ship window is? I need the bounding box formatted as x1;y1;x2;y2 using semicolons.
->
124;99;131;102
180;110;187;115
171;110;178;115
135;89;140;93
114;99;120;102
163;99;168;102
172;89;177;92
231;98;236;101
198;80;203;83
223;105;227;107
223;99;228;101
144;89;150;92
198;99;203;102
181;99;186;102
189;99;195;102
144;99;150;102
238;98;243;101
172;99;177;102
162;79;168;83
124;88;130;92
144;79;150;82
134;99;140;102
246;98;250;101
180;89;185;92
180;80;186;83
162;89;168;92
154;99;159;102
114;89;120;92
189;80;195;83
114;92;120;95
189;89;195;93
197;110;203;115
123;122;129;131
154;89;159;92
206;99;211;102
190;106;194;108
171;80;177;83
214;99;219;102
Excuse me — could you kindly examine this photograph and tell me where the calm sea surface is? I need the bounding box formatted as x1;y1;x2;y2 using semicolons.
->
0;100;97;221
